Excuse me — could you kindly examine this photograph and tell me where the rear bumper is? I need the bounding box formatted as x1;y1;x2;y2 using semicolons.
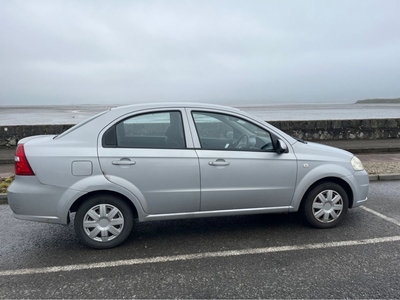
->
7;176;68;224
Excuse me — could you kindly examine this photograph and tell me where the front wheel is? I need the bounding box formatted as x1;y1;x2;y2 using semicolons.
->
74;195;134;249
303;182;348;229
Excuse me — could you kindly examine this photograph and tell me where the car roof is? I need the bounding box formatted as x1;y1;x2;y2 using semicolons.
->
56;101;296;145
107;103;296;144
110;102;242;114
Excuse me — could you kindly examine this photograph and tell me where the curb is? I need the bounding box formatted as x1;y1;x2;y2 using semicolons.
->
0;159;14;165
1;173;400;205
377;174;400;181
0;193;7;205
346;148;400;154
368;175;379;181
368;174;400;181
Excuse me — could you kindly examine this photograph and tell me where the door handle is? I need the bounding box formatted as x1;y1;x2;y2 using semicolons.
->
209;160;230;167
112;160;136;166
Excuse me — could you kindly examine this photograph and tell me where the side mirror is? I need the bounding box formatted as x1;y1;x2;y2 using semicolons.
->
276;139;288;154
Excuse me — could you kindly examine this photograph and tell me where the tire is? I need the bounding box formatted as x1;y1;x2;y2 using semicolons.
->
74;194;134;249
303;182;348;229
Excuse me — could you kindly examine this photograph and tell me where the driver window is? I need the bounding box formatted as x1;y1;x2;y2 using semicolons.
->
192;112;274;151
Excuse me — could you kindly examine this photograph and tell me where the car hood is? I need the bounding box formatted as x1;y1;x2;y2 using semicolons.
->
292;141;354;163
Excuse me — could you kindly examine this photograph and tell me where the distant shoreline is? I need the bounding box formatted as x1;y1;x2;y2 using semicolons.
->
356;98;400;104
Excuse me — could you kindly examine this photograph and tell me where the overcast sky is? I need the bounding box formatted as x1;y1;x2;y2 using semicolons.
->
1;0;400;106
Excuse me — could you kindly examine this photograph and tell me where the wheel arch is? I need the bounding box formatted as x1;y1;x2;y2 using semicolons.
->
299;177;354;210
69;190;139;221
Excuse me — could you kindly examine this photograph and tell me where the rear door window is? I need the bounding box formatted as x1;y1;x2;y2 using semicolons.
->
114;111;186;149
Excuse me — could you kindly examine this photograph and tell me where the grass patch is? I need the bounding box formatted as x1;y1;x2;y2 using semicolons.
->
0;176;14;193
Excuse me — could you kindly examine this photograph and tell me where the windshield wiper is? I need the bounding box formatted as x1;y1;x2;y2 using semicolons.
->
295;137;307;144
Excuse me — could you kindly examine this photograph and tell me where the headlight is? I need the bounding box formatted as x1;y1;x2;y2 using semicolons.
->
351;156;364;171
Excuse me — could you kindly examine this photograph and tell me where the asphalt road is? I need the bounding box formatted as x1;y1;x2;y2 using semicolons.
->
0;181;399;299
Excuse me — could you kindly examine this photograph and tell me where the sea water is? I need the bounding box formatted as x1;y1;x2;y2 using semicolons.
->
0;103;399;125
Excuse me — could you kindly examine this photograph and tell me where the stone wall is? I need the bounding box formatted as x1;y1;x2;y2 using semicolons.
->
269;119;400;141
1;118;399;147
0;125;73;147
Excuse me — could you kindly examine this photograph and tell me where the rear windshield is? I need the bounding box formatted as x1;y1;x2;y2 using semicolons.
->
54;110;109;139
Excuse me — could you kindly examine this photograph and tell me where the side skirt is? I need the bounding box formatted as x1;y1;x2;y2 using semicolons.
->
141;206;292;222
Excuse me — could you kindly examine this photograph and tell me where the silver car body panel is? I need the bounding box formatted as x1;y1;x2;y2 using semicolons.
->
289;141;369;210
194;150;297;211
97;107;200;215
184;107;297;211
99;149;201;214
142;206;291;222
7;102;369;225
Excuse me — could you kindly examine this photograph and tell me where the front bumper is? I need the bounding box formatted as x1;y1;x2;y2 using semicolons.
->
349;170;369;208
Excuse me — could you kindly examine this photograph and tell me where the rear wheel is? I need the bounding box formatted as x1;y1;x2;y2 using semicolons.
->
74;195;133;249
303;182;348;228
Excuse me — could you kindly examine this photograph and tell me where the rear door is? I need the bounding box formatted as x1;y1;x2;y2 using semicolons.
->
98;109;200;214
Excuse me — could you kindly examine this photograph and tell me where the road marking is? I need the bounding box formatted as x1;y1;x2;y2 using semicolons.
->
1;236;400;277
361;206;400;227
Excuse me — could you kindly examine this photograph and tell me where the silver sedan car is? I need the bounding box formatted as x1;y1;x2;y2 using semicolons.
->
8;103;369;249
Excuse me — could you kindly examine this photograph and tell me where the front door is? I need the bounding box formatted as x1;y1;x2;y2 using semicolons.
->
190;110;297;211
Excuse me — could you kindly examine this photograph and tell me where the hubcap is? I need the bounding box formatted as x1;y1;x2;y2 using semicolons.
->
312;190;343;223
83;204;124;242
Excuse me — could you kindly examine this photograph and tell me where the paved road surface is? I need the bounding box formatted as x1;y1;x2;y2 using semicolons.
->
0;181;399;298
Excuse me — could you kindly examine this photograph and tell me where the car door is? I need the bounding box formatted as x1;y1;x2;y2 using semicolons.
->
188;109;297;211
98;109;200;215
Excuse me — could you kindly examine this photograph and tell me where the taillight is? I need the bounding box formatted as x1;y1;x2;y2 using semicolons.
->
15;144;34;176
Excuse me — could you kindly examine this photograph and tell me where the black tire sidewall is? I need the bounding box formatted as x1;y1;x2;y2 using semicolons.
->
74;195;134;249
303;182;349;229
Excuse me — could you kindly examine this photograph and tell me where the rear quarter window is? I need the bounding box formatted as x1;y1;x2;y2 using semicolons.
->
54;110;109;139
